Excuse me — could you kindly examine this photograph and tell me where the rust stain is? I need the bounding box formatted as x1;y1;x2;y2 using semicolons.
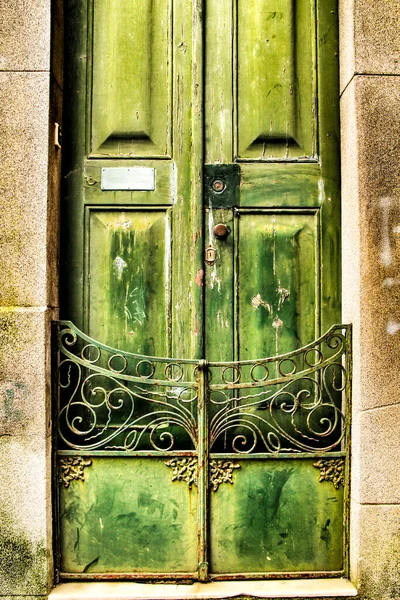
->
192;227;202;245
195;268;204;287
194;313;199;337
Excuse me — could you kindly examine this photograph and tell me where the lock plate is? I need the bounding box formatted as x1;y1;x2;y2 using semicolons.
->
205;244;217;266
204;164;240;208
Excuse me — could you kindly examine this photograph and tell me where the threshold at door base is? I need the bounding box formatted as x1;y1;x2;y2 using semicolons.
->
49;578;357;599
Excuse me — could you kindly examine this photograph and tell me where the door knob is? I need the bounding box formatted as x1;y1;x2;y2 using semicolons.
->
213;223;230;240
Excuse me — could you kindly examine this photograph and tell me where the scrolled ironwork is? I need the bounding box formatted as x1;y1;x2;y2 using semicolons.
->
56;322;199;452
207;325;351;454
54;322;351;457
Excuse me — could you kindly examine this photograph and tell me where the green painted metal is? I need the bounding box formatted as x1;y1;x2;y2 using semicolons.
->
197;361;210;581
59;0;343;582
59;458;198;574
54;321;351;579
210;459;344;575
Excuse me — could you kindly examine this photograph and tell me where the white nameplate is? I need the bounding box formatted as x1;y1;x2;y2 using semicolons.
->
101;167;155;191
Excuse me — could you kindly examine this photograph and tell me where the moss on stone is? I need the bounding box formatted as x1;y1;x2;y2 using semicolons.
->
0;523;49;595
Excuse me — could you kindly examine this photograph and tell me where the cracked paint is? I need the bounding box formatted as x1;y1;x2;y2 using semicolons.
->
277;282;290;310
195;268;204;287
113;256;127;278
251;293;271;313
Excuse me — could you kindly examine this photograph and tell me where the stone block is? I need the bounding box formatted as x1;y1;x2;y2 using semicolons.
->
357;404;400;505
0;72;51;307
340;76;361;415
0;307;53;440
339;0;355;93
0;0;50;71
340;0;400;91
48;580;357;599
0;307;53;594
341;76;400;411
0;437;52;596
351;502;400;600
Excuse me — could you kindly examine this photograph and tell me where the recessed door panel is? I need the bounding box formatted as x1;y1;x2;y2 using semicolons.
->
91;0;172;157
237;0;316;159
210;459;344;574
87;209;171;355
238;211;318;359
60;458;198;574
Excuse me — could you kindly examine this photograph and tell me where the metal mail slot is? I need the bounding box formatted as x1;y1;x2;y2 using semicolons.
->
101;167;155;191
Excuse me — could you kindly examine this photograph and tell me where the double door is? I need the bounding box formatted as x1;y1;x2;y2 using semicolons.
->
57;0;348;580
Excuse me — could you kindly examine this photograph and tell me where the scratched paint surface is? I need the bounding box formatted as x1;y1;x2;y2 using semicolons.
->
60;458;198;574
61;0;203;359
88;210;170;355
210;460;344;574
238;212;317;359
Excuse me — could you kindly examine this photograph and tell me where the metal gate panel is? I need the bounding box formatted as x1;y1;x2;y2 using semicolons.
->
54;321;351;580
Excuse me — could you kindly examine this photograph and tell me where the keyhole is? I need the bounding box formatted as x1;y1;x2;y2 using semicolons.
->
212;179;225;193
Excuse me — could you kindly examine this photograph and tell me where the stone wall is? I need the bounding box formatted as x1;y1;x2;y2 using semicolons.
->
340;1;400;599
0;0;61;597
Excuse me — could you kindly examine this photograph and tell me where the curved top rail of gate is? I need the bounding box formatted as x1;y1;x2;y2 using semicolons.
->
53;321;351;454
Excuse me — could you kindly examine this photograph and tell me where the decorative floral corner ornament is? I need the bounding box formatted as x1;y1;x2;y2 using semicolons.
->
165;457;198;488
59;457;92;488
313;458;345;489
209;459;241;491
165;457;241;491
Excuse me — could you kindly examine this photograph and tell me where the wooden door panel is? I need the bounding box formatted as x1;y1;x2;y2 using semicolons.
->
239;164;321;208
238;211;318;359
205;208;235;363
84;161;175;206
205;0;234;164
237;0;316;159
91;0;172;157
87;208;171;355
62;0;203;359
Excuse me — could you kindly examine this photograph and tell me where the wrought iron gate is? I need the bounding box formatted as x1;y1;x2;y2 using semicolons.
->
54;321;351;580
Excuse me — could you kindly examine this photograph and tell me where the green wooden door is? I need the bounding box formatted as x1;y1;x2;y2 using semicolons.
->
57;0;349;581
